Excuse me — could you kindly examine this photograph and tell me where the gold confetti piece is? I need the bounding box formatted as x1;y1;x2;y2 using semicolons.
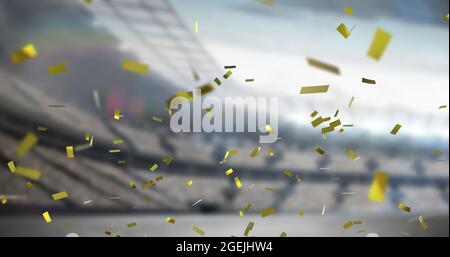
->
66;146;74;159
368;170;389;203
244;204;252;212
348;96;355;108
191;66;200;81
152;116;163;122
267;147;274;157
113;139;124;145
390;124;402;135
432;150;444;155
192;226;205;236
439;105;447;109
194;19;199;33
400;232;410;236
15;166;41;180
224;65;236;69
418;215;428;230
250;147;261;157
311;116;331;127
1;196;6;205
322;126;334;134
48;62;68;75
17;132;38;157
347;149;360;160
343;221;354;229
264;187;276;193
310;110;318;118
163;156;173;165
367;28;392;61
283;169;293;177
84;132;91;141
122;59;149;75
307;58;340;75
298;210;305;216
42;211;52;223
186;180;193;187
362;77;376;84
83;200;92;205
155;176;164;182
260;207;275;217
195;83;215;96
239;210;244;217
245;79;255;83
223;70;233;79
280;232;287;237
225;168;234;176
339;128;345;133
126;222;137;228
300;85;330;94
52;191;69;201
109;149;121;153
353;220;362;225
336;23;351;39
220;149;238;163
36;126;48;132
295;175;301;183
11;43;38;64
214;77;222;86
343;6;353;16
165;217;176;224
330;119;341;128
334;110;339;117
25;181;33;188
234;176;243;189
150;164;158;172
314;146;325;156
244;221;255;237
445;14;449;22
265;124;273;133
7;161;16;173
114;108;121;120
130;180;136;189
398;203;411;213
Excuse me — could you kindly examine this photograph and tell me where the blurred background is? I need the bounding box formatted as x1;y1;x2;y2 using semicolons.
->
0;0;448;237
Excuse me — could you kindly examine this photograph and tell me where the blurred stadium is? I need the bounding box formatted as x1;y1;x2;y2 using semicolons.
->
0;0;448;236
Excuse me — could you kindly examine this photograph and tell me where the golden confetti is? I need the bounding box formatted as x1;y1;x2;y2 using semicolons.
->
234;176;243;189
310;110;318;118
311;116;331;127
348;96;355;108
347;149;360;160
17;132;38;157
36;126;48;132
42;211;52;223
25;181;33;188
112;139;124;145
306;58;340;75
265;124;273;133
150;164;158;172
1;196;6;205
165;217;176;224
152;116;163;123
220;149;238;163
343;6;353;15
353;220;362;225
368;170;389;203
48;62;68;75
127;222;137;228
343;221;354;229
66;146;75;159
362;78;376;84
438;105;447;109
250;147;261;157
11;43;38;64
418;215;428;230
239;210;244;217
367;28;392;60
445;14;449;22
192;226;205;236
194;19;199;33
245;79;255;83
130;181;136;189
122;59;149;75
314;146;325;156
52;191;69;201
225;168;234;176
295;175;301;183
283;169;293;177
163;156;173;165
432;150;444;156
260;207;275;217
336;23;351;38
267;147;274;157
264;187;276;193
186;180;193;187
223;70;233;79
298;210;305;216
214;77;222;86
15;166;41;180
244;221;255;237
280;232;287;237
224;65;236;69
300;85;330;95
7;161;16;173
244;204;252;212
114;108;121;120
390;124;402;135
398;203;411;213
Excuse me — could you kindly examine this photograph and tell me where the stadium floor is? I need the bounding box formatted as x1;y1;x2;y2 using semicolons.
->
0;214;447;237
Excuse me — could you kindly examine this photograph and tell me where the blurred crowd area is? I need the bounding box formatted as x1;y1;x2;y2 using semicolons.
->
0;0;448;236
